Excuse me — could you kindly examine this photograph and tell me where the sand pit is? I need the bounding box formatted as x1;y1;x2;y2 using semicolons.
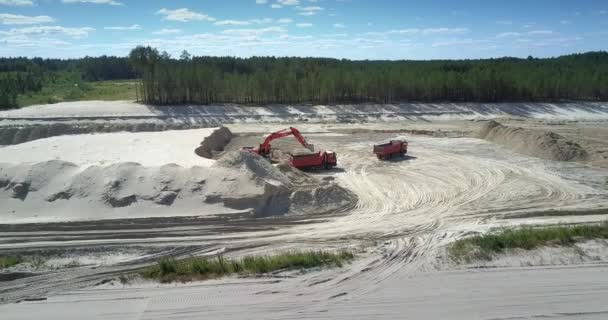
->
479;120;588;161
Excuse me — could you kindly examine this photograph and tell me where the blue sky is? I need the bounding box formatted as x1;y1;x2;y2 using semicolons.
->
0;0;606;59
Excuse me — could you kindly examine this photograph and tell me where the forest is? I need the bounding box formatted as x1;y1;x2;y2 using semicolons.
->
1;48;607;109
130;47;608;105
0;56;136;109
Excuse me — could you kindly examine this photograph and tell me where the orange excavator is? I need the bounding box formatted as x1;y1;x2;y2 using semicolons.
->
242;127;337;170
242;127;314;157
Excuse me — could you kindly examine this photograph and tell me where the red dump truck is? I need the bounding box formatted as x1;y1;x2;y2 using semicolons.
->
289;151;337;170
373;140;408;160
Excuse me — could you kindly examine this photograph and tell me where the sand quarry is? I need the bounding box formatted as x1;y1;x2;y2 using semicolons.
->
1;101;608;319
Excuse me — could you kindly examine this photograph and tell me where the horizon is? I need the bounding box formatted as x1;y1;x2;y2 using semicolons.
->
0;0;607;60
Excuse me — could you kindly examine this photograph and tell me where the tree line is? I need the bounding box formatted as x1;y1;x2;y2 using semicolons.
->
129;47;608;105
0;56;138;109
2;48;608;110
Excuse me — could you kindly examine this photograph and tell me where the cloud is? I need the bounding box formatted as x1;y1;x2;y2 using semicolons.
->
215;20;251;26
215;18;284;26
0;35;71;47
104;24;141;31
255;0;267;3
221;26;287;36
497;30;554;38
0;25;95;38
496;20;512;25
496;32;521;38
333;23;345;28
0;0;33;6
296;6;323;16
156;8;215;22
296;23;312;28
62;0;123;6
152;28;181;35
271;4;281;8
560;20;571;25
528;30;553;35
0;13;54;25
277;0;299;5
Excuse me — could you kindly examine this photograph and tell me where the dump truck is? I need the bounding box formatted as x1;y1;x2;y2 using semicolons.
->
373;140;408;160
242;127;337;170
289;151;337;170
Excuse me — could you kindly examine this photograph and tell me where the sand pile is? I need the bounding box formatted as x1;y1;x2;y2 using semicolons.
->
194;126;233;159
0;152;355;222
0;123;215;146
479;120;588;161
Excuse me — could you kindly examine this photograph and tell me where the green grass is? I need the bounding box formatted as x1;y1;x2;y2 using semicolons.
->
17;79;138;107
142;250;354;283
0;256;22;268
449;221;608;262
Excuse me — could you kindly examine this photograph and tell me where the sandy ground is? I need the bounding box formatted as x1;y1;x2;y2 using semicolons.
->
0;128;217;167
1;102;608;318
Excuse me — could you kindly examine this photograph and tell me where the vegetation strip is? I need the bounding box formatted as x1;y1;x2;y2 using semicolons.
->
0;256;22;268
449;222;608;262
141;250;354;283
2;51;608;109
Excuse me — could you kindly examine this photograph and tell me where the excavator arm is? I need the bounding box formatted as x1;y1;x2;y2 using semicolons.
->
257;127;314;156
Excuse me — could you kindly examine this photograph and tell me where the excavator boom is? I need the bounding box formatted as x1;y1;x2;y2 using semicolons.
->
254;127;314;156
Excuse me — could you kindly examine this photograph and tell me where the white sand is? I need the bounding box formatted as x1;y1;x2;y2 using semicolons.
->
0;128;217;167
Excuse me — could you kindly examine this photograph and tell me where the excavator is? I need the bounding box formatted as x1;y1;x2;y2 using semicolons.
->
242;127;337;170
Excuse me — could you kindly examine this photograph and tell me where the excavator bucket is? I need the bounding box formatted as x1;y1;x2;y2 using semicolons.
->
304;143;314;152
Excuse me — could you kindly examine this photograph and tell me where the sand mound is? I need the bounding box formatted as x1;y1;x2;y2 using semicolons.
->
0;123;212;146
194;126;233;159
479;120;588;161
0;153;356;222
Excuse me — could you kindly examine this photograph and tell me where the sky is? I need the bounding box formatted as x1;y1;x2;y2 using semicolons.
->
0;0;606;60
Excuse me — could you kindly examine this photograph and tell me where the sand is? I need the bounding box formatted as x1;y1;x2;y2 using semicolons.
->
0;128;218;167
478;120;589;161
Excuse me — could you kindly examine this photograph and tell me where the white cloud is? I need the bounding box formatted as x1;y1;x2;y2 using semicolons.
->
497;30;554;38
296;23;312;28
62;0;123;6
333;23;345;28
215;18;281;26
0;13;54;25
221;26;287;36
296;6;323;16
528;30;553;35
0;25;95;38
560;20;571;25
271;4;282;8
0;35;71;47
152;28;181;35
255;0;267;3
496;20;512;25
0;0;33;6
156;8;215;22
104;24;141;31
364;27;468;37
215;20;251;26
496;32;521;38
277;0;299;5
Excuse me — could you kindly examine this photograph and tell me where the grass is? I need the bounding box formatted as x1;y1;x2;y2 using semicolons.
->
0;256;22;268
141;250;354;283
449;221;608;262
17;79;137;107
